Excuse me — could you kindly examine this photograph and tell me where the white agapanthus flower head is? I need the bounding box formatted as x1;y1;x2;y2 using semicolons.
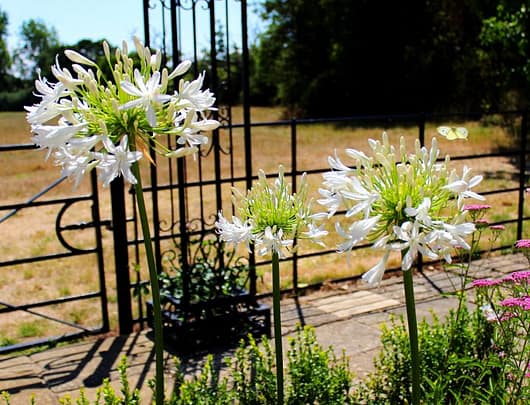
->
215;165;327;258
319;132;483;285
26;37;220;188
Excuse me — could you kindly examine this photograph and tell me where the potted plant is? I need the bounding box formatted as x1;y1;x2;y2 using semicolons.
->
146;238;270;351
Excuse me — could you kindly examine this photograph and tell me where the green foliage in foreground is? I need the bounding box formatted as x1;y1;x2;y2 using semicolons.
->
4;296;530;404
1;326;353;404
352;298;530;404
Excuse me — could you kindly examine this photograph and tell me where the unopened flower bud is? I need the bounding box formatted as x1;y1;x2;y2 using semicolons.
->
122;40;128;56
165;146;198;158
65;49;97;66
103;41;110;61
168;60;192;80
151;52;162;71
133;36;144;59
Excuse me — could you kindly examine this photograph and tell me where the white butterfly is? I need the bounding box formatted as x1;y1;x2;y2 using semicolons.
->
437;126;468;140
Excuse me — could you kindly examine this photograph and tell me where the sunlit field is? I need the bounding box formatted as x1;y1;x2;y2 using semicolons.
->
1;107;529;347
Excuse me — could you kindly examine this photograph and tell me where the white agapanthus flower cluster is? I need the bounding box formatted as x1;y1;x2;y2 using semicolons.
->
215;165;327;258
26;36;219;188
319;132;485;285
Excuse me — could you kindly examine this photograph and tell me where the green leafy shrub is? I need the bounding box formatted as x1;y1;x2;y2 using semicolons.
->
1;325;352;404
158;239;249;305
286;326;352;404
351;301;498;404
223;326;353;404
224;334;277;404
170;355;232;405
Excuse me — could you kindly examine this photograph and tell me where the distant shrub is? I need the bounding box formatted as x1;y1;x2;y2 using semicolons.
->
0;88;34;112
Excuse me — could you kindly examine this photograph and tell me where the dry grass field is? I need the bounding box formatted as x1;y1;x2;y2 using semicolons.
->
1;107;529;348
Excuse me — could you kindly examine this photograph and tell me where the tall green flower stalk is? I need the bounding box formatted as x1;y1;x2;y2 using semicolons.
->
25;37;219;404
318;131;484;404
215;165;327;404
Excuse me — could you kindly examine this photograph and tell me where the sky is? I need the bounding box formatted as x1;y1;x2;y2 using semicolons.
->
2;0;264;59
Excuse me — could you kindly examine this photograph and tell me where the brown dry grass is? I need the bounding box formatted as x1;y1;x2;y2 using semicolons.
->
0;108;528;346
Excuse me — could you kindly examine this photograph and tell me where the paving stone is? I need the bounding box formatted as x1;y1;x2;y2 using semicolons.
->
1;253;528;403
0;355;59;404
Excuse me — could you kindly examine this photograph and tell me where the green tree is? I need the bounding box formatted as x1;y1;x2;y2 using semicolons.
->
254;0;494;116
0;7;12;89
478;1;530;110
195;22;246;108
13;19;60;80
0;8;36;111
256;0;331;116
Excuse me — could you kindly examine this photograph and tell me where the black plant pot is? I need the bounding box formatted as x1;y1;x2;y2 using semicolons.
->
146;289;270;352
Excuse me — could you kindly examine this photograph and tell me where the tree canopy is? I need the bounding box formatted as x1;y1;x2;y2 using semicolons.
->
0;8;12;89
0;2;529;115
252;0;520;116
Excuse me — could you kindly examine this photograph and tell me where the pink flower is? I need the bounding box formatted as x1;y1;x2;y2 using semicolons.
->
500;311;516;321
471;278;501;288
463;204;491;211
504;271;530;283
475;219;489;228
489;224;505;231
500;296;530;310
515;239;530;249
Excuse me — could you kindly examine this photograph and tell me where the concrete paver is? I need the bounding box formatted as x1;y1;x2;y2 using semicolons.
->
1;253;528;403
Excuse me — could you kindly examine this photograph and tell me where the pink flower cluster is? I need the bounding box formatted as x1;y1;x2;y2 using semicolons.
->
471;278;502;288
503;271;530;283
500;296;530;311
489;224;506;231
472;271;530;289
463;204;492;211
515;239;530;249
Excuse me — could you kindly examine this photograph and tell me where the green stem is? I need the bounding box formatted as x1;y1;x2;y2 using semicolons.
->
403;268;420;405
131;160;165;405
272;251;284;405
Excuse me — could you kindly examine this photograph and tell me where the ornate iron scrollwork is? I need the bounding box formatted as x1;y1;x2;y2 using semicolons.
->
55;200;110;254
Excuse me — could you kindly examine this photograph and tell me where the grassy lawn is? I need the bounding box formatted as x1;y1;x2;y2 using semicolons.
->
1;107;529;346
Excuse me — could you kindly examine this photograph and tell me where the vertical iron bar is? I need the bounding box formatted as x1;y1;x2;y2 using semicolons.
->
170;0;179;60
110;177;133;334
192;2;198;72
144;2;163;277
224;0;235;196
418;112;425;146
91;170;109;332
209;1;222;214
291;119;299;294
240;0;256;298
143;0;150;46
417;113;425;274
517;111;528;240
170;0;190;309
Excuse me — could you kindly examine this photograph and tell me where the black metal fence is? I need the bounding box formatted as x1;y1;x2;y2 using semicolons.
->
0;143;109;353
118;108;530;335
0;109;528;354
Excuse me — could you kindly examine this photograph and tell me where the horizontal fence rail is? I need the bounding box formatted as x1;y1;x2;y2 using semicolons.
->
119;109;529;331
1;109;528;352
0;143;110;354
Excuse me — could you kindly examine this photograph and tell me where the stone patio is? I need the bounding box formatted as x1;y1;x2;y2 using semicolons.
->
1;253;527;404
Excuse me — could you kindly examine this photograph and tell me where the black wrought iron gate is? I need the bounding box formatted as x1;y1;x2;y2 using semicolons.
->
0;146;110;354
111;0;256;334
0;0;255;352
